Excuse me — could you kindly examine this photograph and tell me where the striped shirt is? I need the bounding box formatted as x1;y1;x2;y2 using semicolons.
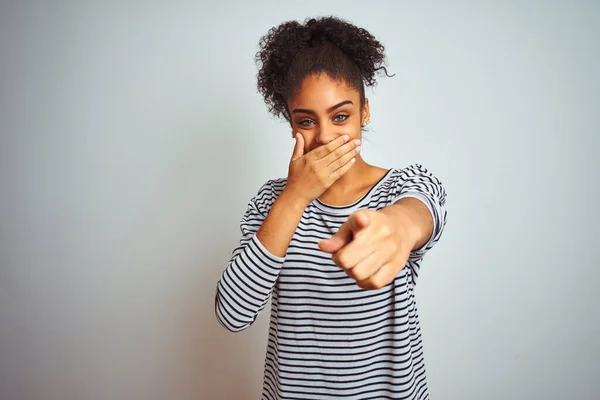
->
215;164;447;400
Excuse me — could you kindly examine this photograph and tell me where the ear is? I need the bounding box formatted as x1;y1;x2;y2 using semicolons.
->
362;98;371;126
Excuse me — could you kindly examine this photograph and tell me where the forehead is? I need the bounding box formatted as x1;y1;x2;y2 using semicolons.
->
288;73;360;108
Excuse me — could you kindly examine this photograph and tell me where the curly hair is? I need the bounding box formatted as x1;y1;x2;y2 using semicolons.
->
255;16;392;122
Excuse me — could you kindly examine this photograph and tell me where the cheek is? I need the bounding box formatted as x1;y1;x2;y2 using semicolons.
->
298;133;316;151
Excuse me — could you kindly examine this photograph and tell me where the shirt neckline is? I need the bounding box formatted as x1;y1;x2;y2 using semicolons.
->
311;168;394;215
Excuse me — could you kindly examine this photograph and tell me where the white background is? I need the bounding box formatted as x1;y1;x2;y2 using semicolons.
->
1;1;598;399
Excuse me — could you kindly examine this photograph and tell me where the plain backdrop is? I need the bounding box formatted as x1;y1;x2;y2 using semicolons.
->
1;1;598;399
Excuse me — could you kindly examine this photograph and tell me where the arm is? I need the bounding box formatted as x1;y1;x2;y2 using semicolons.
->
256;189;309;257
216;134;361;329
388;164;448;263
215;185;308;332
378;197;434;251
319;165;447;289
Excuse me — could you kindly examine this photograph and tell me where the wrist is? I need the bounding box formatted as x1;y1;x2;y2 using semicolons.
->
379;204;424;251
279;187;311;212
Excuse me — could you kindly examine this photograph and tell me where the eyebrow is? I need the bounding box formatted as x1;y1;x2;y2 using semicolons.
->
292;100;354;115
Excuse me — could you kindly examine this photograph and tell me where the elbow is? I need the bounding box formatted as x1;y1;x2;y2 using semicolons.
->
218;319;251;333
214;293;253;333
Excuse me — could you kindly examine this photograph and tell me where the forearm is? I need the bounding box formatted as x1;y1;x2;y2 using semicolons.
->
379;197;434;250
256;188;308;257
215;187;307;332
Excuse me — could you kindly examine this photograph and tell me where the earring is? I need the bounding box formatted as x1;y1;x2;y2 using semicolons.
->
362;118;371;127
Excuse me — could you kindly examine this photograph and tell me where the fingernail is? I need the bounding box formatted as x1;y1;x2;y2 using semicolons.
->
354;139;361;145
343;135;350;142
355;146;362;153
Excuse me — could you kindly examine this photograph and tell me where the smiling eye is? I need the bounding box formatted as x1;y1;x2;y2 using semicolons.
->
334;114;349;122
298;119;314;126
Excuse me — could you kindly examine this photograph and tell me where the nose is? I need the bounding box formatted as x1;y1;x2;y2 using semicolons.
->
315;122;337;146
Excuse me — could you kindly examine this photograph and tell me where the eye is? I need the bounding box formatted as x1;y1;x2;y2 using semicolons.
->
298;119;315;127
334;114;349;123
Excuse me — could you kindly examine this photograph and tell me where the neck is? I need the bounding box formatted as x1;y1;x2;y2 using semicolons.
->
322;156;373;196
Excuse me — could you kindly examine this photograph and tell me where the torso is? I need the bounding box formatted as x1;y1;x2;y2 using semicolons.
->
261;167;431;399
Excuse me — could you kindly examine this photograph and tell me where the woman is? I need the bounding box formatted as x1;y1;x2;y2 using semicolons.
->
215;16;447;400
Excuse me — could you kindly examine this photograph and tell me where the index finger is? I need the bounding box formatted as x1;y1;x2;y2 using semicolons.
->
310;135;350;159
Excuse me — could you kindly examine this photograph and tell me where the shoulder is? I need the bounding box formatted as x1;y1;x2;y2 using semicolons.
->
389;163;436;181
251;176;288;217
385;164;447;203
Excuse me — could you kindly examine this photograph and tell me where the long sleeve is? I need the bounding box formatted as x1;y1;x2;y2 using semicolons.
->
215;180;286;332
389;164;448;283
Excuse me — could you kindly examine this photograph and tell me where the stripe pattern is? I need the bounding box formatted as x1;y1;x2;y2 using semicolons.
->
216;165;447;400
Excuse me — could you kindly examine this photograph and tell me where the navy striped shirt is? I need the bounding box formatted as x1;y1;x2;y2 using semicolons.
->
216;164;447;399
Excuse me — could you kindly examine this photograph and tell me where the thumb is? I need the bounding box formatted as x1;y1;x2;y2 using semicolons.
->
291;133;304;161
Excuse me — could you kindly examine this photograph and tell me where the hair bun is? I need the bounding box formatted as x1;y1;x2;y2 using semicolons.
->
256;16;392;120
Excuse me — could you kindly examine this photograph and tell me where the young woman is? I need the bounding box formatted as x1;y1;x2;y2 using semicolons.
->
215;16;447;400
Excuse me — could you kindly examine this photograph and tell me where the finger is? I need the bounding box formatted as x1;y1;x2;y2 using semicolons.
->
346;250;382;282
331;213;377;267
351;211;370;231
311;135;350;159
328;154;356;181
320;211;368;254
332;230;376;271
318;222;353;254
324;138;361;167
291;133;305;161
357;261;403;290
